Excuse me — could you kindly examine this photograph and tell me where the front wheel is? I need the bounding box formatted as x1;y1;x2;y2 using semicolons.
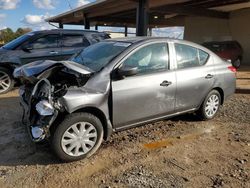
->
198;90;221;120
51;113;104;162
0;67;14;94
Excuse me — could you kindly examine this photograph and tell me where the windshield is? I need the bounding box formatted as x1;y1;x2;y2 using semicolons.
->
71;41;131;72
2;33;34;50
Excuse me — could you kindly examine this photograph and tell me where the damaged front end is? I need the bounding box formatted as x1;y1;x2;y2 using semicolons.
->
20;79;59;142
15;60;93;142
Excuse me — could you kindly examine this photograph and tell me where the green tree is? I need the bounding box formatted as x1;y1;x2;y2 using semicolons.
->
15;27;32;38
0;28;15;43
0;27;32;44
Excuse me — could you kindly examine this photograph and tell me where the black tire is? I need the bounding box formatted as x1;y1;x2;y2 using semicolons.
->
0;67;14;94
51;113;104;162
198;90;221;120
232;58;241;69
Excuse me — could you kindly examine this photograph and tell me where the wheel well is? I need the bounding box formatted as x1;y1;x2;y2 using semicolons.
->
213;87;224;105
74;107;109;139
0;63;15;72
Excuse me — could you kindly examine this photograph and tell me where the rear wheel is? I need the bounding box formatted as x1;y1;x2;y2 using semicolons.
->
232;58;241;69
198;90;221;120
51;113;103;162
0;67;14;94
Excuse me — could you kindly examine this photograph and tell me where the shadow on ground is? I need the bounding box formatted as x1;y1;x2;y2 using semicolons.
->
0;96;62;166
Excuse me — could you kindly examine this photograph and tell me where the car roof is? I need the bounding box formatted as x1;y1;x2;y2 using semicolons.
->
106;37;175;43
106;37;204;48
106;37;217;56
203;40;239;45
29;29;106;34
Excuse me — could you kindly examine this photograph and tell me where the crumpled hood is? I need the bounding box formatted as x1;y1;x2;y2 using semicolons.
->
13;60;93;79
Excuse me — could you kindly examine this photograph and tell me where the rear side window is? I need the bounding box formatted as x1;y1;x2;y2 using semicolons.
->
62;34;90;47
199;49;209;65
175;43;209;69
30;34;59;49
84;32;109;44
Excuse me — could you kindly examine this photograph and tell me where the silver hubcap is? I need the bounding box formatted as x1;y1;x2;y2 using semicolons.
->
0;71;11;93
61;122;97;157
205;94;220;117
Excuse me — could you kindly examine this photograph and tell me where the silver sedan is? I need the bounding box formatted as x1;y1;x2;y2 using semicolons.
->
15;37;236;162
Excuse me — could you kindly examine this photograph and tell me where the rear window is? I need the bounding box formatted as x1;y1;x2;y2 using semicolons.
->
62;34;90;47
84;32;110;44
203;43;223;52
203;41;241;52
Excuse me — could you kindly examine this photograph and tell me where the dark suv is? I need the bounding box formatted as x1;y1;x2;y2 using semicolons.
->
0;29;110;94
202;41;243;69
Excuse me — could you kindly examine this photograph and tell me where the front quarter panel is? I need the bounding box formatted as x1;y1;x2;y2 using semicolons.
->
59;72;111;120
0;50;21;65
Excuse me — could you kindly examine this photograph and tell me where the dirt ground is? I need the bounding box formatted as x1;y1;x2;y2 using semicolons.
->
0;90;249;188
237;66;250;90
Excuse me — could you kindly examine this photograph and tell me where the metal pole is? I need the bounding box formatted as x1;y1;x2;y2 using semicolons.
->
84;14;90;29
149;27;152;36
125;26;128;37
136;0;148;36
59;23;63;29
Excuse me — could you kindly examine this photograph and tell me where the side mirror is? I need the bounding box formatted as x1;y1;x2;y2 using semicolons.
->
22;45;33;52
117;66;138;77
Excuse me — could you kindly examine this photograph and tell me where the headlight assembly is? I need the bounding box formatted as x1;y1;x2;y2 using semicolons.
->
36;100;54;116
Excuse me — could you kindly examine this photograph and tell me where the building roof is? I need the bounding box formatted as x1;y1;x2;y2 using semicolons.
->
46;0;250;27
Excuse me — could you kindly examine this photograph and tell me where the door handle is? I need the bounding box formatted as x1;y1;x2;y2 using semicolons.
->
160;80;172;87
50;51;58;55
205;74;214;79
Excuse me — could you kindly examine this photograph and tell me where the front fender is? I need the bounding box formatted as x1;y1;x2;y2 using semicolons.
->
60;87;110;119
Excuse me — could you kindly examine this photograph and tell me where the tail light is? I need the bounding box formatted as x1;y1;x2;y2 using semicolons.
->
228;66;237;76
228;66;237;73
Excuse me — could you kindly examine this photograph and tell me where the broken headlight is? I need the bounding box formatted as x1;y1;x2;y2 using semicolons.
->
35;100;54;116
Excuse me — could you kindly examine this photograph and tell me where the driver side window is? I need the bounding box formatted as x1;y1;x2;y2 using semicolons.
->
29;34;59;49
122;43;169;74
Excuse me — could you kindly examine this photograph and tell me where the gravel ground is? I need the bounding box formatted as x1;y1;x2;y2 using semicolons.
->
0;90;249;188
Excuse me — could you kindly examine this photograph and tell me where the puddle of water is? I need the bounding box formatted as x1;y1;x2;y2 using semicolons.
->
144;125;215;149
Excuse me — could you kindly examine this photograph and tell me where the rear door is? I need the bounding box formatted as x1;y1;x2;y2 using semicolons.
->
112;42;176;129
60;33;90;60
19;33;62;64
173;43;215;112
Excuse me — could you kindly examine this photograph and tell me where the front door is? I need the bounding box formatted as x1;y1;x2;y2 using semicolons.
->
112;42;176;129
19;34;62;64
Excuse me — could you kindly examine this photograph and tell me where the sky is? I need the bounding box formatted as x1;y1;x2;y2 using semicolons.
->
0;0;184;38
0;0;95;31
